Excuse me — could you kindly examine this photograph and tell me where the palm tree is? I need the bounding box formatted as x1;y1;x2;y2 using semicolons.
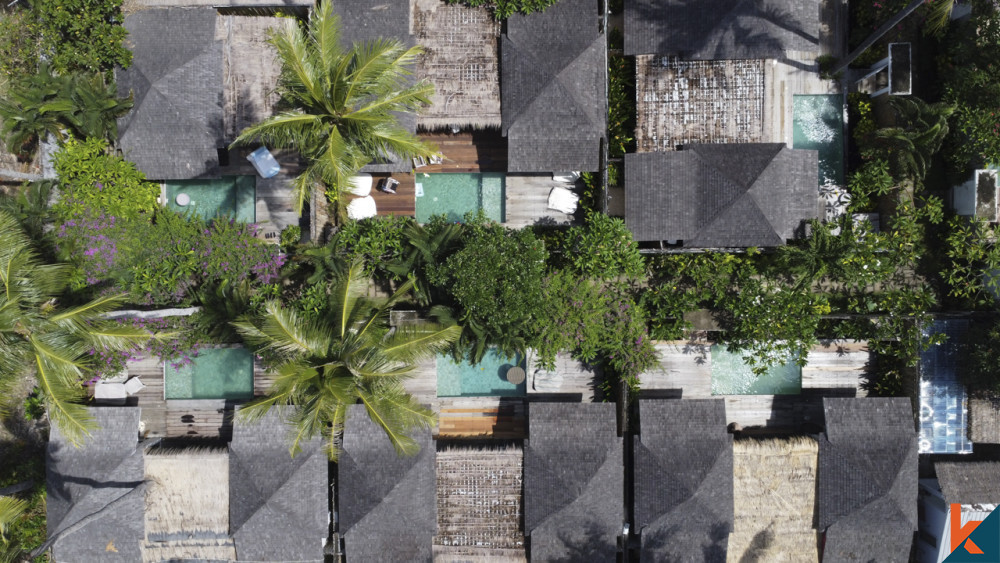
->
0;209;154;444
233;262;460;459
0;496;27;563
63;72;133;141
868;97;954;181
230;1;438;214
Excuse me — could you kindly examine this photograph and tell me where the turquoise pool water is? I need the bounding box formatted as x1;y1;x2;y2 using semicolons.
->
437;349;525;397
710;345;802;395
793;94;845;186
165;347;255;400
415;172;505;223
165;176;256;222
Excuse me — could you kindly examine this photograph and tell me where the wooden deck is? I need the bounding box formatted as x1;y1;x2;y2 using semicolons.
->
366;130;508;218
119;352;276;441
639;339;870;429
526;352;603;401
437;399;526;439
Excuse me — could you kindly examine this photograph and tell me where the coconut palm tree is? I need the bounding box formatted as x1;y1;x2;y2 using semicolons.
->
0;209;154;444
867;97;955;181
230;1;437;214
233;262;461;459
0;496;27;563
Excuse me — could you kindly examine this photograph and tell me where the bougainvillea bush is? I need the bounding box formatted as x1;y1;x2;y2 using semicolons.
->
55;206;283;306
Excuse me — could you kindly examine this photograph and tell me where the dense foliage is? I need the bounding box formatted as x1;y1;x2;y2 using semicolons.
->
608;29;635;159
55;207;283;306
0;8;39;80
52;138;159;221
556;212;644;280
33;0;132;75
437;219;547;362
444;0;559;18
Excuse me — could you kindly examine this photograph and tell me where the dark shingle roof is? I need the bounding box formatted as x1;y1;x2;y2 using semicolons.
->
229;407;328;562
339;404;435;562
116;8;224;179
625;144;820;247
624;0;820;59
502;0;606;173
818;398;917;563
936;462;1000;505
333;0;416;174
634;399;732;562
47;408;144;563
525;402;622;561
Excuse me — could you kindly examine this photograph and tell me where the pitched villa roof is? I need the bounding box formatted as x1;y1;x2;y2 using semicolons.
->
818;398;918;563
625;144;820;247
47;407;328;562
525;402;622;561
634;399;733;562
47;408;144;562
935;462;1000;505
340;404;436;562
117;8;224;179
333;0;416;174
229;407;328;562
624;0;820;59
502;0;606;173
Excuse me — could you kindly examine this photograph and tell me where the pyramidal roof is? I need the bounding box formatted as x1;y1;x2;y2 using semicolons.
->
625;144;820;248
501;0;606;173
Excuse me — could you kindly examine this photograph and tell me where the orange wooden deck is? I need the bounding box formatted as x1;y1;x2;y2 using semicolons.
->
437;402;526;439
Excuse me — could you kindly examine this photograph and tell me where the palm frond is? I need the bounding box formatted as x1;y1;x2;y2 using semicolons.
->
330;261;368;338
31;348;93;445
382;324;462;365
357;384;435;457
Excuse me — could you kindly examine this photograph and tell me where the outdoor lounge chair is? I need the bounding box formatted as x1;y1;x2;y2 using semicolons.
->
123;377;145;396
94;381;127;405
547;186;579;214
412;155;427;168
347;195;377;220
347;173;373;196
378;177;400;194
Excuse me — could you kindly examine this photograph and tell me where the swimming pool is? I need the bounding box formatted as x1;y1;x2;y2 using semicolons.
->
710;345;802;395
164;347;255;400
165;176;256;222
793;94;845;187
437;349;525;397
415;172;505;223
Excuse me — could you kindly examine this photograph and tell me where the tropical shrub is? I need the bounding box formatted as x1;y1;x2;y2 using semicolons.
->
857;97;954;182
33;0;132;75
643;252;747;339
444;0;559;18
52;138;159;221
329;216;412;277
608;38;635;158
0;8;40;79
533;271;655;391
55;207;284;306
960;316;1000;394
557;212;645;280
436;218;547;362
942;216;1000;308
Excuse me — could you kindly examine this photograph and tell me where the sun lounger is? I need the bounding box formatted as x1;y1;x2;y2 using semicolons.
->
547;186;580;214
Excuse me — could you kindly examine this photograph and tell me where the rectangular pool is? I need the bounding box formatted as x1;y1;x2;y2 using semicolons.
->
710;345;801;395
415;172;505;223
165;347;254;400
165;176;256;222
437;349;525;397
793;94;844;187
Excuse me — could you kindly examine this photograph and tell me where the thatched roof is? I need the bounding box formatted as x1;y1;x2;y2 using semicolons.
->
219;14;284;140
47;408;144;563
434;444;525;562
635;57;764;153
970;398;1000;444
728;437;819;563
414;0;501;129
936;462;1000;505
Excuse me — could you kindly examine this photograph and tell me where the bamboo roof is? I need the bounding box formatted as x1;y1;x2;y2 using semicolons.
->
434;444;525;561
414;0;501;129
728;437;819;563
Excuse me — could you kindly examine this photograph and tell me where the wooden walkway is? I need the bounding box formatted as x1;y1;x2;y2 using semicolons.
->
639;339;870;429
119;352;277;441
